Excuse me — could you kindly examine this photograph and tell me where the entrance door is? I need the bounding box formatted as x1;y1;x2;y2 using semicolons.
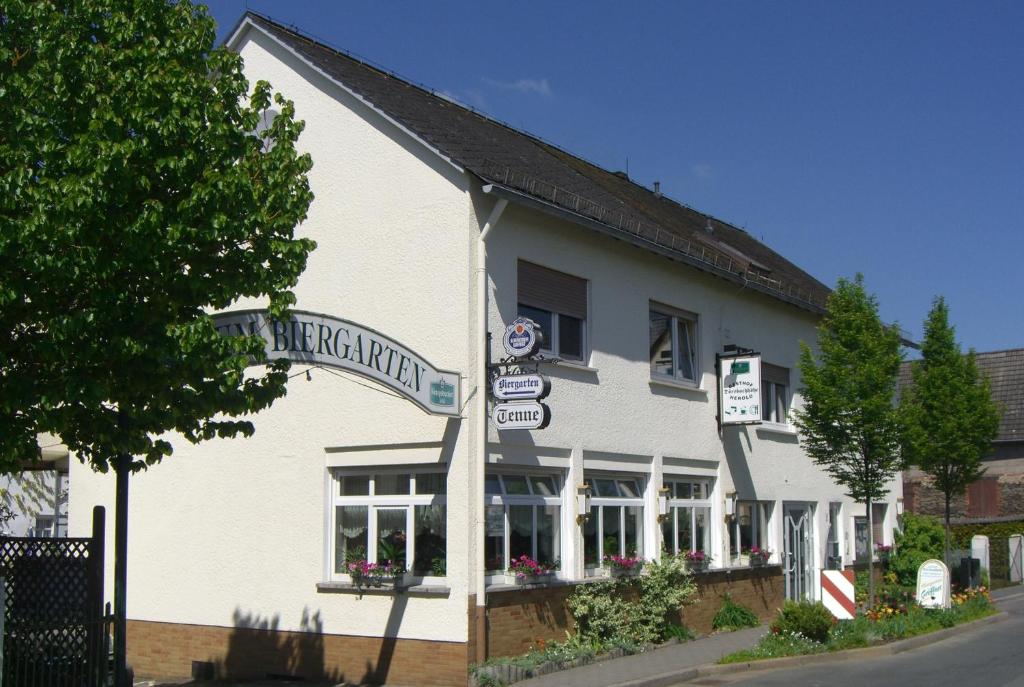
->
784;504;813;600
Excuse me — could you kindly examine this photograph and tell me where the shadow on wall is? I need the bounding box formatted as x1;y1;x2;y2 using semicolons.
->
215;607;343;683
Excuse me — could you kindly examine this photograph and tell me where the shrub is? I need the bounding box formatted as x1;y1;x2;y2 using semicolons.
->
568;553;696;646
720;631;826;663
889;513;944;586
712;593;760;631
769;601;834;644
663;624;694;642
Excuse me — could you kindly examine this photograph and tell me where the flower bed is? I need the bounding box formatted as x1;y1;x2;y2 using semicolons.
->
720;588;995;664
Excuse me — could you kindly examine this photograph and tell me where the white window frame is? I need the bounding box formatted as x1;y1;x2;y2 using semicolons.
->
584;473;646;572
761;366;790;426
826;502;843;569
485;471;564;582
649;303;700;385
730;500;773;563
662;479;713;560
517;302;587;363
330;469;447;583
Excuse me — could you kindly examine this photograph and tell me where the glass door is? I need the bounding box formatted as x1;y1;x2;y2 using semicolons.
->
784;504;813;600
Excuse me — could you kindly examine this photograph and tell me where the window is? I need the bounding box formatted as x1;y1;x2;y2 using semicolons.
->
729;501;772;562
872;503;887;550
661;479;711;559
826;502;842;569
854;517;869;561
331;471;447;579
485;472;562;574
584;475;644;567
761;363;789;424
649;305;698;384
517;260;587;361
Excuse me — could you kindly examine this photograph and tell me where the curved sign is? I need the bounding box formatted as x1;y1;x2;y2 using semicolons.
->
491;401;551;430
212;309;461;417
492;374;551;401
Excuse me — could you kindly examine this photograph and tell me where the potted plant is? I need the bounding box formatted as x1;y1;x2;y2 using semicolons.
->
346;559;380;588
746;546;772;566
507;555;555;585
684;550;711;571
876;543;893;564
603;554;644;577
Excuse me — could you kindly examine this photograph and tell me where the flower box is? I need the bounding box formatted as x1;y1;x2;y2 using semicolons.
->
507;555;555;585
683;551;711;572
602;554;644;577
514;571;555;586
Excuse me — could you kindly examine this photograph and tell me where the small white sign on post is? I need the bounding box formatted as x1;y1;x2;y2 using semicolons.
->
916;559;951;609
971;535;990;579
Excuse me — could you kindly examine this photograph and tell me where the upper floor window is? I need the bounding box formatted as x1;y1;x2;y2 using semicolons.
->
517;260;587;362
649;304;698;384
761;363;790;424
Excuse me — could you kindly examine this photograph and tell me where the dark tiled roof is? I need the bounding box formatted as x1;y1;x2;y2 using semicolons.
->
900;348;1024;443
243;13;831;312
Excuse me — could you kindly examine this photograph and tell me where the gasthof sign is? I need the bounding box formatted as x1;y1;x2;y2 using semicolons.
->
718;353;762;426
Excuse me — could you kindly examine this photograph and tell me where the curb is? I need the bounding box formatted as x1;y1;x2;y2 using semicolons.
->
604;611;1008;687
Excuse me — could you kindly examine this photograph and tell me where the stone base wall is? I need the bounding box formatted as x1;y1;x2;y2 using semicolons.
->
127;619;469;687
485;566;785;659
905;472;1024;522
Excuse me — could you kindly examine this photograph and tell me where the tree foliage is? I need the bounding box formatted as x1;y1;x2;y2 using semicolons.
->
889;513;944;587
0;0;315;472
900;297;999;554
793;275;904;502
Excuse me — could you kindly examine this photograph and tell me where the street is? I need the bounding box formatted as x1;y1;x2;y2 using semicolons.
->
681;591;1024;687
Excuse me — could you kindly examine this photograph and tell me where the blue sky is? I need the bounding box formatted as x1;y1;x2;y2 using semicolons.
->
207;1;1023;354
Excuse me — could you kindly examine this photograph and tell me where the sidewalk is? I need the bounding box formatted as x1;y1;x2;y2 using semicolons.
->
515;625;767;687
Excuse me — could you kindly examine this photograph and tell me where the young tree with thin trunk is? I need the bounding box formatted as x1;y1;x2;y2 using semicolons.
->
793;275;903;609
1;2;315;685
900;297;999;563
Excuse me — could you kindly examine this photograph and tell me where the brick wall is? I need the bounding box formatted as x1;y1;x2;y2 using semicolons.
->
485;566;785;659
127;619;469;687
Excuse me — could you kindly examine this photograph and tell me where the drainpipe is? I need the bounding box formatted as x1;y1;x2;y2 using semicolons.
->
475;190;506;662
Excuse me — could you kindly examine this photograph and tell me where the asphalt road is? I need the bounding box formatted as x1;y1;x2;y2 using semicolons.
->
682;591;1024;687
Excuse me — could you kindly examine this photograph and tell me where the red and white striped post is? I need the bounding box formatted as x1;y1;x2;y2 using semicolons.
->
820;569;856;620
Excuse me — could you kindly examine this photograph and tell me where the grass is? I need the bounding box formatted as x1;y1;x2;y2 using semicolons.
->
720;592;996;664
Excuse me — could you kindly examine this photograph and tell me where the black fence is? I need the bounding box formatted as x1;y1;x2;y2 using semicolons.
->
2;506;110;687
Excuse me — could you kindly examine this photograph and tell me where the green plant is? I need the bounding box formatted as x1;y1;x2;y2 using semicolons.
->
888;513;945;586
568;553;696;646
770;601;834;644
712;593;760;631
720;631;826;663
431;557;446;576
662;624;694;642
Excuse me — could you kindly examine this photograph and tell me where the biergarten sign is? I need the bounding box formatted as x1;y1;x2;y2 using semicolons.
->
212;309;461;417
717;352;762;426
492;374;551;401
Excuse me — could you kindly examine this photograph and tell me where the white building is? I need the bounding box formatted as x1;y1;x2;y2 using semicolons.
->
68;13;900;686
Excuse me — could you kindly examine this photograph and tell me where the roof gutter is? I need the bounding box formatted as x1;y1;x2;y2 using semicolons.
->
481;182;827;317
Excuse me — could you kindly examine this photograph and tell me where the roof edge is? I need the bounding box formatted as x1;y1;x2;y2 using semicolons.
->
226;13;466;177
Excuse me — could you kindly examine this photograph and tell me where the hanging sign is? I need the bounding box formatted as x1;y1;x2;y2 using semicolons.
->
491;401;551;430
211;309;461;417
502;317;543;358
491;374;551;401
916;559;951;609
717;353;762;426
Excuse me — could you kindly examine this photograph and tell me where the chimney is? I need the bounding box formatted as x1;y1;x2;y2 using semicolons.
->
705;218;714;234
653;181;661;197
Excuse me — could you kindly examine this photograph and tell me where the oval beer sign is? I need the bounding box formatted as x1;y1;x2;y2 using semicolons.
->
502;317;542;358
491;401;551;430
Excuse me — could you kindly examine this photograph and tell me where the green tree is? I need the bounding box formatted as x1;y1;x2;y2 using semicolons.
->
793;275;903;608
1;2;315;684
900;297;999;561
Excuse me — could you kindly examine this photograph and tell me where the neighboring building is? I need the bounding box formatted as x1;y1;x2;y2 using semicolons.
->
903;348;1024;522
67;13;901;686
0;434;69;538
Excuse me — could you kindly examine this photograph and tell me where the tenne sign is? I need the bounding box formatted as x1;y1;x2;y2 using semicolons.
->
916;559;951;609
491;401;551;430
717;352;762;426
491;374;551;401
211;309;461;417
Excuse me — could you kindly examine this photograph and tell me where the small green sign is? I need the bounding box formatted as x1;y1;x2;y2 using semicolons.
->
430;380;455;406
730;361;750;374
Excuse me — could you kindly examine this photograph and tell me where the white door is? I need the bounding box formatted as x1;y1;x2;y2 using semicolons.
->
784;504;814;601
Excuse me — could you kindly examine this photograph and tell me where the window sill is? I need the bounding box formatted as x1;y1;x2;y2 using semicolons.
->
755;423;798;437
316;581;450;596
649;377;707;395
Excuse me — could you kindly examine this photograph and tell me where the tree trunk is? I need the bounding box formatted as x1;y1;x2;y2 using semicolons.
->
866;495;875;610
944;491;952;567
114;453;131;687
